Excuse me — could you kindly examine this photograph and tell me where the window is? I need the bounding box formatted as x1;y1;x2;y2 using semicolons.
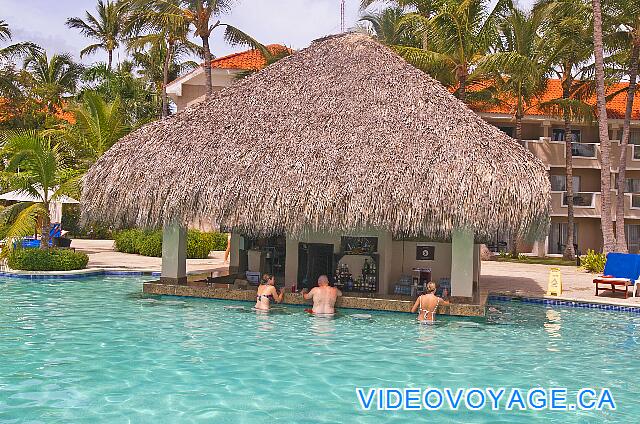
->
626;179;640;193
626;225;640;254
571;143;596;158
632;195;640;208
550;175;581;192
552;128;581;143
497;126;514;137
630;129;640;145
549;223;578;254
562;192;594;207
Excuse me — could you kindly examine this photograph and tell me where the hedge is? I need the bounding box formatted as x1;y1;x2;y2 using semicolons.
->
8;248;89;271
114;229;228;259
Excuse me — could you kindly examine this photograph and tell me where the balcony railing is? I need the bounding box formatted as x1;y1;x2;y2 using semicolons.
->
562;192;595;207
571;142;597;158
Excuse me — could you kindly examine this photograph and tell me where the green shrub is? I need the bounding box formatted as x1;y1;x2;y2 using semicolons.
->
187;230;212;259
113;229;227;259
114;229;144;254
8;248;89;271
137;231;163;257
209;232;229;251
580;249;606;273
497;251;510;259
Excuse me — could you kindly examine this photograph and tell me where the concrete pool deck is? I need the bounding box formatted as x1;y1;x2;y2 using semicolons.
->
481;260;640;307
71;239;229;275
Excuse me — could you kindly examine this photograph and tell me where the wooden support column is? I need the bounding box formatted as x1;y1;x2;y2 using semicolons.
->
451;229;474;298
161;223;187;284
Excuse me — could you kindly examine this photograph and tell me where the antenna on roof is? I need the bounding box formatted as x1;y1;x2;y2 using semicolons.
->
340;0;346;33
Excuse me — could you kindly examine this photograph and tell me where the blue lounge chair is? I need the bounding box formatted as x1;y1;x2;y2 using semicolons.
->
594;253;640;299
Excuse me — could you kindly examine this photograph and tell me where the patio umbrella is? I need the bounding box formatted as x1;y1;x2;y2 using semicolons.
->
0;188;79;223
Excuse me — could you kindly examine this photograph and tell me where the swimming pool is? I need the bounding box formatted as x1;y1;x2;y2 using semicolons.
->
0;276;638;423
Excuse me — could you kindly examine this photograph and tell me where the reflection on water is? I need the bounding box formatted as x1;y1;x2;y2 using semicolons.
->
309;314;336;348
544;309;562;352
255;310;275;333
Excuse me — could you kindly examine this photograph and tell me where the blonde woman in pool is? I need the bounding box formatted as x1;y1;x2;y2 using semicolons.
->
254;274;284;311
410;282;449;323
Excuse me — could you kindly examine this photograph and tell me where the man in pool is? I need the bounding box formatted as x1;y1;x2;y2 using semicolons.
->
301;275;342;315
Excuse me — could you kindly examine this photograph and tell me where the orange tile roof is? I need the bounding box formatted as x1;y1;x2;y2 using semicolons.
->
470;79;640;121
209;44;291;71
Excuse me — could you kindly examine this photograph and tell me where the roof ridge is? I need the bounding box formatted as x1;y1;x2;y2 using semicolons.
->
211;44;288;64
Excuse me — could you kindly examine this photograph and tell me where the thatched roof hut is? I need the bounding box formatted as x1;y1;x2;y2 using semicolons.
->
82;33;550;240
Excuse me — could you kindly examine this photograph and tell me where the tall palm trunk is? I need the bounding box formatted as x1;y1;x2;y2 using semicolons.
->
563;77;576;260
592;0;615;252
615;42;640;253
161;40;173;118
201;35;213;96
564;120;576;260
108;49;113;71
510;110;524;258
40;201;50;250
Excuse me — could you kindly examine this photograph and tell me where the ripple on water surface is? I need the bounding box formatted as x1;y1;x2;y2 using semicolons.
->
0;276;638;423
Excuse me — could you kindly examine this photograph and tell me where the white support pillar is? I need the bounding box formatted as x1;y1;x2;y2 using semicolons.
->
229;233;242;271
284;235;299;287
161;223;187;284
451;229;474;298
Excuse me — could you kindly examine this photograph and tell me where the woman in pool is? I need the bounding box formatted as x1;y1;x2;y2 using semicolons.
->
410;282;449;323
254;274;284;311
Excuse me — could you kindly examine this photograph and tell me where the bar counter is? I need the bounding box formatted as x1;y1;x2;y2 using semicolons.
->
143;281;487;317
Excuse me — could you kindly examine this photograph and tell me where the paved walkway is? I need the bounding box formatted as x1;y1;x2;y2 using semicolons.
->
71;239;228;275
481;260;640;306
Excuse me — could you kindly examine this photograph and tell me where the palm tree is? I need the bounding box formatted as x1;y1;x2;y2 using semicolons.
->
23;50;84;113
0;19;38;56
126;0;199;117
360;1;443;48
478;3;552;144
606;0;640;252
359;6;420;46
1;20;40;93
476;3;553;257
147;0;269;96
131;43;198;116
535;0;594;260
50;91;129;166
0;131;80;250
81;61;158;127
592;0;615;252
66;0;129;70
393;0;506;101
0;20;9;39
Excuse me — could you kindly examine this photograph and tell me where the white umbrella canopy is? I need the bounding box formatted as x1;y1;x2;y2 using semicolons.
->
0;188;79;204
0;188;79;224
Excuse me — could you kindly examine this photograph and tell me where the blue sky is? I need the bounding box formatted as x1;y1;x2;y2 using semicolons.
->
0;0;536;64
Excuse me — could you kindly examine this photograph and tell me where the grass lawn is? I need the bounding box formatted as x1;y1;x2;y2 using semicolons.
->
492;256;577;267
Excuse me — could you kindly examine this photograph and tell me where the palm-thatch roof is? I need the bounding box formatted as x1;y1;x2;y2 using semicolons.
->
82;33;550;240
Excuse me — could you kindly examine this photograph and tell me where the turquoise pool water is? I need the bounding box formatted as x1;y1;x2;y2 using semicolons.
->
1;276;638;423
